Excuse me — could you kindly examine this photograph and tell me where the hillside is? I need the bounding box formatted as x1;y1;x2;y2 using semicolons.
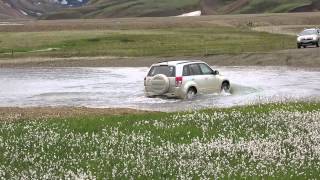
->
0;0;320;20
0;0;25;19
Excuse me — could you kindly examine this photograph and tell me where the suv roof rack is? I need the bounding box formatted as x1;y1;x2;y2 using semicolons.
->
157;60;202;64
156;60;181;63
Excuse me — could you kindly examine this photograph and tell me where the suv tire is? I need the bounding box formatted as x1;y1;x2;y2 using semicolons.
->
221;82;230;93
186;87;196;100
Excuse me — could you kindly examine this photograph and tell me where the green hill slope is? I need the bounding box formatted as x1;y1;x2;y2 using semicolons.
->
43;0;200;19
44;0;319;19
236;0;312;13
1;0;319;20
201;0;315;14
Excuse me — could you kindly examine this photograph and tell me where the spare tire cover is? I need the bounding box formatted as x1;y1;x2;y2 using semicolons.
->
150;74;170;95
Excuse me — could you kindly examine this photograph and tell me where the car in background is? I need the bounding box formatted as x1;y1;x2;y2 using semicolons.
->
144;60;231;99
297;28;320;48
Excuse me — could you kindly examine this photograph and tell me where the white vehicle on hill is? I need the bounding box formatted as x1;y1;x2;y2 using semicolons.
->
297;28;320;48
144;60;231;99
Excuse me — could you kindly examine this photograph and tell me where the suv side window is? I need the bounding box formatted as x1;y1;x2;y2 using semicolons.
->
199;63;213;75
189;64;202;75
183;65;190;76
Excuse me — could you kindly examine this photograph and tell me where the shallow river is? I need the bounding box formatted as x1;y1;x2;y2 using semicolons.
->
0;67;319;111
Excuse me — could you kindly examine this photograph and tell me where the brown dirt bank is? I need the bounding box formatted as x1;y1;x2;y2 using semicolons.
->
0;107;152;122
1;48;320;68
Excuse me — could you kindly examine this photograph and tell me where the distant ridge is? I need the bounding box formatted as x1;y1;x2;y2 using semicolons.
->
0;0;319;20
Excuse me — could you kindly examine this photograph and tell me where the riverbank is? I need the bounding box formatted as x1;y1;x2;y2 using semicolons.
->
1;48;320;68
0;107;151;122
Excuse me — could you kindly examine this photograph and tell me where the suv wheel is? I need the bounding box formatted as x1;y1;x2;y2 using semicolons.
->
297;44;301;49
186;88;196;100
221;82;230;93
316;41;319;47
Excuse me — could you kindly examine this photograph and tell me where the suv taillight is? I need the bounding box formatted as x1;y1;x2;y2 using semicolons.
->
175;76;183;87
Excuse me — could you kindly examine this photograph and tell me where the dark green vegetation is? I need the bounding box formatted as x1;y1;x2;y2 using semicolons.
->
0;27;295;58
0;102;320;178
232;0;314;14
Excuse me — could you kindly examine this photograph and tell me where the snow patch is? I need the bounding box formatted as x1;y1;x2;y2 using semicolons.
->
60;0;68;5
19;10;28;16
177;10;201;17
53;0;87;6
29;48;61;53
4;3;12;8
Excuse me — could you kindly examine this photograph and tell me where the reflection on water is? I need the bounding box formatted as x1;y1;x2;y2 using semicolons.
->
0;67;319;111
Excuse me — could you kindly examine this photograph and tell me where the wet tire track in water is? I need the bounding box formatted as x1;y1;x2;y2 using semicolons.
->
0;67;319;111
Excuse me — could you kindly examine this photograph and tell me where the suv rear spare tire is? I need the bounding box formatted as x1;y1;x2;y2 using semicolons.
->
150;74;170;95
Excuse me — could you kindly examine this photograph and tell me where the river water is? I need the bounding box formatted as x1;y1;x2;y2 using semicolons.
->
0;67;319;111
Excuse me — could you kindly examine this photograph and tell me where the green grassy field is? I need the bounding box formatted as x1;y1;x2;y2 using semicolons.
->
0;27;295;58
1;102;319;178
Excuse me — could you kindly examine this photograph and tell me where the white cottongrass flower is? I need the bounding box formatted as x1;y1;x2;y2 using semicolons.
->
0;103;319;178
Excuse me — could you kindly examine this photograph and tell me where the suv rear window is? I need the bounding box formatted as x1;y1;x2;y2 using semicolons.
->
147;65;176;77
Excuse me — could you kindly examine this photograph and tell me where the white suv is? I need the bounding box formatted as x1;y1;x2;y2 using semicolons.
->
144;60;231;99
297;28;320;48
